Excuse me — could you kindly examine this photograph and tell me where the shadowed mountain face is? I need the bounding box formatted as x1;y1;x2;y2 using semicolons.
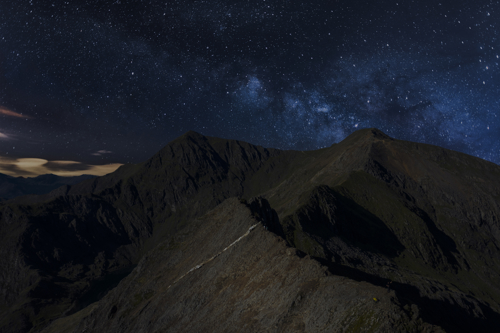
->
1;128;500;332
0;174;96;200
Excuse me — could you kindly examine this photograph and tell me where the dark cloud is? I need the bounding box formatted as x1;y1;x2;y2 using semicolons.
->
92;150;113;156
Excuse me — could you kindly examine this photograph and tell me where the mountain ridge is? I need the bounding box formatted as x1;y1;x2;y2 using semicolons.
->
1;128;500;332
41;198;443;333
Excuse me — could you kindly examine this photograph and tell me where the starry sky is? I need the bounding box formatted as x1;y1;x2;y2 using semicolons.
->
1;0;499;177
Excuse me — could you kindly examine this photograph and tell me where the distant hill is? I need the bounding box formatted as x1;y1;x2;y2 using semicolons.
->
0;173;96;199
1;128;500;333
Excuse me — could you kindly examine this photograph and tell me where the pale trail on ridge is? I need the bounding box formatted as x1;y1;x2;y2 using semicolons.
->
167;222;261;289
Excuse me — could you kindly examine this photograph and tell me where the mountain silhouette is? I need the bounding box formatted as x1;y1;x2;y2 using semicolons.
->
1;128;499;332
0;174;96;200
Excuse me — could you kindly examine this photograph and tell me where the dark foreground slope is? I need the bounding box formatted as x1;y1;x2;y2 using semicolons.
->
2;128;500;332
42;198;442;333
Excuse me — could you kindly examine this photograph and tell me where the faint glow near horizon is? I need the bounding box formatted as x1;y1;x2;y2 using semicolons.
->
0;156;122;177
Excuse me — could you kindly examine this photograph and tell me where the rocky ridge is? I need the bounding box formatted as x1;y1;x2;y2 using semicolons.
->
1;128;500;332
42;198;442;333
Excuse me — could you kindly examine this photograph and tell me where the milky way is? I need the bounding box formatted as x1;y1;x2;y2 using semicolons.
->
0;0;499;170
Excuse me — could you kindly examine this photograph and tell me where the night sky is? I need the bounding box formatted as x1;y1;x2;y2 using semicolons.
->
1;0;499;177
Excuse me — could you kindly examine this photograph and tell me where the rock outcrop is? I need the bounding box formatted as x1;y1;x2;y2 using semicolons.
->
42;198;443;333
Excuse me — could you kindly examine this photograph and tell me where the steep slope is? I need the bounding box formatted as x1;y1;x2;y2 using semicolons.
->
42;198;442;333
263;128;500;332
0;132;297;333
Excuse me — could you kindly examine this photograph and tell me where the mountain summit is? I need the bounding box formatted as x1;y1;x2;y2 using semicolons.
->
1;128;500;332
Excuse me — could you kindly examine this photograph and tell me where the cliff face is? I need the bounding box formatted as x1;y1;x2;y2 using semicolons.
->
2;128;500;332
41;198;442;333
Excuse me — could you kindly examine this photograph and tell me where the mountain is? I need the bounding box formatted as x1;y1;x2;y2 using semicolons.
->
0;173;96;199
1;128;500;332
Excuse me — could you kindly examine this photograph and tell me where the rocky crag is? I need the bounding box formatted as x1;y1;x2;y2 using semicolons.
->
1;128;500;332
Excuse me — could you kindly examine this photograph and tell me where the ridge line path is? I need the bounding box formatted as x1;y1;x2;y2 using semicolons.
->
167;222;261;289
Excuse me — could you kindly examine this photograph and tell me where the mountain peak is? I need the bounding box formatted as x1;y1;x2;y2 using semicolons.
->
347;127;393;141
162;130;208;149
180;130;205;140
365;127;392;139
334;128;393;153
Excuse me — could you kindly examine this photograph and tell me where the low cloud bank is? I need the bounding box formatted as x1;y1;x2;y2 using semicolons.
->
0;156;122;177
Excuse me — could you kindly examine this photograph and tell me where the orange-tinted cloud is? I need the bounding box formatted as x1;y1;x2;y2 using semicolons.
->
0;156;122;177
0;132;8;139
0;106;32;119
